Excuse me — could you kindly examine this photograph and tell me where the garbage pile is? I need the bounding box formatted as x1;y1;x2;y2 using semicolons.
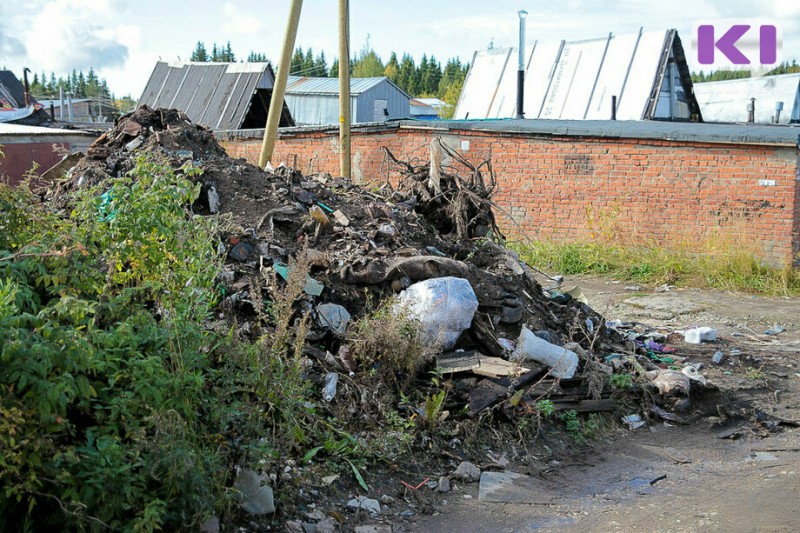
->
46;106;712;421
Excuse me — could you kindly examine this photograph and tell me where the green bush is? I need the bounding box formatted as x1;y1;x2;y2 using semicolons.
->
0;158;253;531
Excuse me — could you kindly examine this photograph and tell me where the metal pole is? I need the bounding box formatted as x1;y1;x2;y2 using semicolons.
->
516;10;527;119
339;0;351;179
258;0;303;169
747;97;755;123
59;87;64;120
67;92;73;122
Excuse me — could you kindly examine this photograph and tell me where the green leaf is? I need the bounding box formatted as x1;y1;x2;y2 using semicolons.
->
301;446;322;465
346;459;368;492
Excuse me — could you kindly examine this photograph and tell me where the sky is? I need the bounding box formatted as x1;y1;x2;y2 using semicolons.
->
1;0;798;98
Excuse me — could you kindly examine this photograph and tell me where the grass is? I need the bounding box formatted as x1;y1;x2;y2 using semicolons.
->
513;238;800;296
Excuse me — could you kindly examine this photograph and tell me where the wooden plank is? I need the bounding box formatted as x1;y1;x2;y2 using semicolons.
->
436;350;480;374
551;399;617;413
473;355;525;378
468;380;507;416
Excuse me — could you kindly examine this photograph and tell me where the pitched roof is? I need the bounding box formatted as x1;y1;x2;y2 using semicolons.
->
285;76;410;98
138;61;294;130
694;73;800;124
456;29;701;121
0;70;26;108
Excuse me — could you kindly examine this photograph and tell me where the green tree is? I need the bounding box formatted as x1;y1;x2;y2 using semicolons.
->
315;51;328;77
247;51;268;62
330;58;340;78
190;41;209;62
396;53;417;94
384;52;399;82
290;47;305;74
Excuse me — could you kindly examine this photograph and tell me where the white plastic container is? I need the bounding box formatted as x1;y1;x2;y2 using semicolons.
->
511;326;579;379
684;327;717;344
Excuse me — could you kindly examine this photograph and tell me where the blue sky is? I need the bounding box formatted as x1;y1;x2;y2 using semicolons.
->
1;0;797;98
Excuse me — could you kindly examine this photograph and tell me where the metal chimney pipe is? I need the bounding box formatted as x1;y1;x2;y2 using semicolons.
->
747;97;755;123
611;95;617;120
516;10;527;119
775;101;784;123
22;68;31;107
67;92;74;122
59;87;64;120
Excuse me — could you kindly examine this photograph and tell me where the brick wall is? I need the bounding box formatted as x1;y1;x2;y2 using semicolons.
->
221;126;800;266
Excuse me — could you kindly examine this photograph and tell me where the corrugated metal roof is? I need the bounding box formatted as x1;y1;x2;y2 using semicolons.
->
286;76;409;97
694;73;800;124
455;29;700;122
138;62;294;130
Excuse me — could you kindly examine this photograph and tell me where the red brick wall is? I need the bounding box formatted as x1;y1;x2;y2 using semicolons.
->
222;128;800;265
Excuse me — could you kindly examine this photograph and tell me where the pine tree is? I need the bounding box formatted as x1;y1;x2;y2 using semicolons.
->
290;47;305;74
330;58;339;78
191;41;209;62
316;51;328;77
247;51;268;62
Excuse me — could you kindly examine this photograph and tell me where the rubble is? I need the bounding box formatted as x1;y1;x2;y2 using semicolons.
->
41;105;719;524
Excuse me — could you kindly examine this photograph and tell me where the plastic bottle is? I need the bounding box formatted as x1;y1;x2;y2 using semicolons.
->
511;326;579;379
323;372;338;402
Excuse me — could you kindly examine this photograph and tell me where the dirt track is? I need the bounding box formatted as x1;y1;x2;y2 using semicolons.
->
412;277;800;533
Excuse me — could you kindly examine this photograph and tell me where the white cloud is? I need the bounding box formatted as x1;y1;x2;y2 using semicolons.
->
222;3;264;36
22;0;135;73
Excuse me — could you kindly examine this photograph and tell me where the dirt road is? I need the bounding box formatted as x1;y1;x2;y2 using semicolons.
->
413;277;800;533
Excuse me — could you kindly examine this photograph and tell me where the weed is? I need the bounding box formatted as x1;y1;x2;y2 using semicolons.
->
744;366;766;380
610;373;635;390
536;399;556;417
513;237;800;296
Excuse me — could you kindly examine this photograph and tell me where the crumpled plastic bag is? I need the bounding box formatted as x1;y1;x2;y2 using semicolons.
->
395;277;479;350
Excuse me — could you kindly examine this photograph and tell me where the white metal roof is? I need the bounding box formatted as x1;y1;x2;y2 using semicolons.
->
455;29;696;121
693;73;800;124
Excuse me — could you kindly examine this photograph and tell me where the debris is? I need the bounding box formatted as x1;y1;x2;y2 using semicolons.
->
380;494;395;505
622;414;646;429
472;355;525;378
712;350;724;364
332;209;350;226
322;372;338;402
452;461;481;482
316;303;351;336
764;325;785;335
354;526;393;533
650;405;688;424
436;350;481;373
511;326;578;379
321;475;339;486
234;468;275;515
396;277;479;350
682;365;707;385
649;474;667;485
684;327;717;344
655;284;673;293
437;477;451;493
199;516;220;533
346;496;381;515
650;370;691;395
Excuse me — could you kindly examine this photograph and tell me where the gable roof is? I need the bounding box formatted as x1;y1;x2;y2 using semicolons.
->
455;29;701;122
694;73;800;124
0;70;26;108
138;61;294;130
285;76;410;98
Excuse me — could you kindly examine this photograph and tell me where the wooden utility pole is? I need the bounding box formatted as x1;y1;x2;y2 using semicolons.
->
338;0;351;179
259;0;303;169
